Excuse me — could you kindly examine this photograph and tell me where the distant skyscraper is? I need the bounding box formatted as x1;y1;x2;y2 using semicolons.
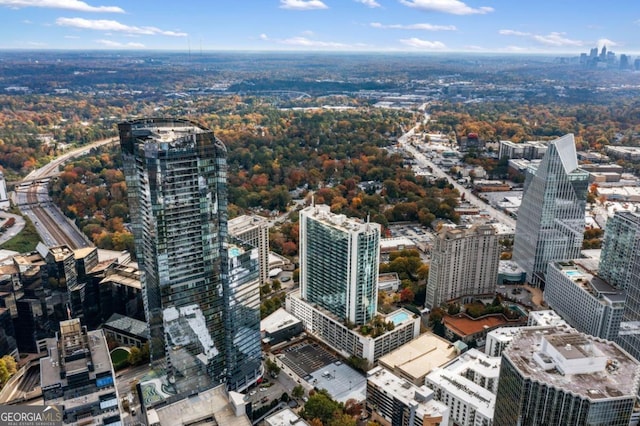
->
299;204;380;326
599;211;640;361
120;118;260;393
426;224;499;308
494;326;640;426
512;134;589;287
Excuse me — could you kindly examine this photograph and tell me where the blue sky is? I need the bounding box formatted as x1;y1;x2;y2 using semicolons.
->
1;0;639;54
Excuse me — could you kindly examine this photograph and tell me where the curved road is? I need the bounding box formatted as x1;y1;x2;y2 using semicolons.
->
15;137;118;249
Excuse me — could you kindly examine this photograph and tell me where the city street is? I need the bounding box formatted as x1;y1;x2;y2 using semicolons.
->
398;117;517;231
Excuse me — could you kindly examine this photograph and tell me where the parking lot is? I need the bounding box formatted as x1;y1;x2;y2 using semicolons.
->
277;342;338;378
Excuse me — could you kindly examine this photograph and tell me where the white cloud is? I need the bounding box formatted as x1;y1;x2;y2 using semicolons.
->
533;32;582;47
499;29;530;36
371;22;456;31
596;38;617;49
259;33;269;40
279;0;328;10
500;29;583;47
399;37;446;49
0;0;123;13
399;0;493;15
96;39;145;48
355;0;381;7
280;36;346;48
56;17;187;37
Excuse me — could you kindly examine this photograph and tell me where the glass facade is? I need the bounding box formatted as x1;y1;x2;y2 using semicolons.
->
120;118;259;394
600;212;640;361
512;134;589;287
299;205;380;326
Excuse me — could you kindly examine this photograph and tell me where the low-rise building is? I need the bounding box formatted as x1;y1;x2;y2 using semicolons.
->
377;333;459;386
102;313;148;348
260;307;303;346
443;313;526;346
366;366;449;426
425;349;501;426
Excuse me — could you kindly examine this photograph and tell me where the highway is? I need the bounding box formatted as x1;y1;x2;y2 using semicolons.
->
16;137;117;249
398;114;517;232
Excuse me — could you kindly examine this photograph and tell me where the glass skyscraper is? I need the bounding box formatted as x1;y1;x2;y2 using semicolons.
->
119;118;260;394
512;134;589;287
299;204;380;326
599;211;640;361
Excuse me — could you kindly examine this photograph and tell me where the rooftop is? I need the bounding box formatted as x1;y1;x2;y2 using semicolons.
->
444;313;519;338
368;366;449;421
261;307;302;334
505;326;640;400
74;246;97;260
148;384;250;426
103;313;148;339
265;408;309;426
301;204;380;235
228;215;269;233
378;333;457;381
551;261;626;303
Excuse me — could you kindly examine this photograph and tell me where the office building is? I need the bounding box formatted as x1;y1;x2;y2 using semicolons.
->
299;204;380;326
498;140;548;160
120;118;260;394
366;366;449;426
41;318;123;425
426;224;499;308
494;326;640;426
599;211;640;361
228;215;270;286
425;349;500;426
512;134;589;287
544;260;625;341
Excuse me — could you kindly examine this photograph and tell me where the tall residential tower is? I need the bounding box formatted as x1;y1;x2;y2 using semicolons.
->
299;204;380;326
119;118;260;394
425;224;499;308
512;134;589;287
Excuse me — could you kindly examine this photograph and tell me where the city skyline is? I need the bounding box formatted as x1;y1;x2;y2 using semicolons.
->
0;0;639;54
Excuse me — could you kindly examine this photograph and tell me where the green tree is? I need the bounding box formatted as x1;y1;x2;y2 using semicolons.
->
1;355;17;375
265;358;281;376
128;347;142;366
302;389;342;425
292;384;305;400
0;359;9;385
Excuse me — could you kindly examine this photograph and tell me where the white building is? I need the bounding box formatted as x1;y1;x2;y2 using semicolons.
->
367;366;450;426
425;349;501;426
544;260;625;341
286;290;419;365
0;172;9;209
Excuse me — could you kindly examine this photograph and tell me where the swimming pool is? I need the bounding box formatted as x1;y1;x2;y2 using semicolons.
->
229;247;242;257
565;270;581;277
389;311;410;325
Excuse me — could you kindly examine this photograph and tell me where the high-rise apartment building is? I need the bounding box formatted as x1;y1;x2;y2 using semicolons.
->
494;326;640;426
599;211;640;361
425;224;499;308
299;204;380;326
119;118;260;394
228;215;270;286
544;260;625;341
512;134;589;287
